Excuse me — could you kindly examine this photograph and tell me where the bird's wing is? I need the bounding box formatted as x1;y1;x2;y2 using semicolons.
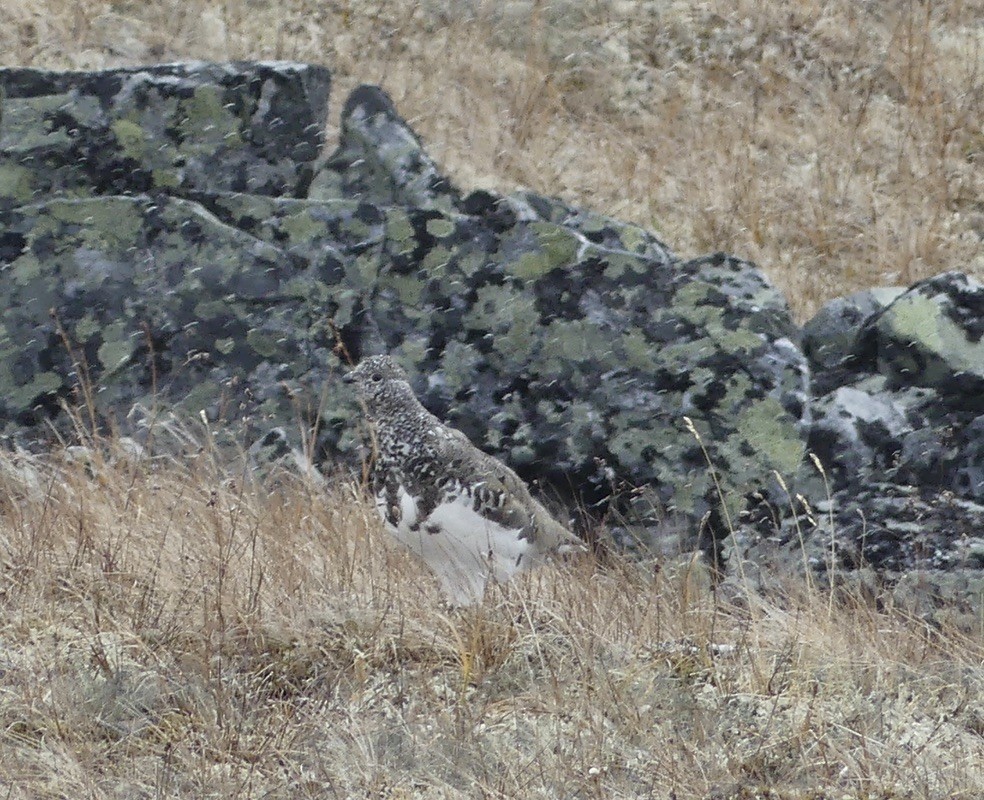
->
431;426;582;553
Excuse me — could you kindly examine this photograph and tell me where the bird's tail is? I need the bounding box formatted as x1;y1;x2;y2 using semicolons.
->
534;501;588;555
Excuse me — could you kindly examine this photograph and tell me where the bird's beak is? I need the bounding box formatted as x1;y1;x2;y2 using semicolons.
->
342;373;355;384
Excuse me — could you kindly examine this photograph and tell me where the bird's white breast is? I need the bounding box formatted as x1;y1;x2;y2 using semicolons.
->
376;485;530;605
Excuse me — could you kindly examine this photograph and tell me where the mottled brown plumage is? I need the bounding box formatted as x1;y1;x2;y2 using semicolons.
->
344;354;582;604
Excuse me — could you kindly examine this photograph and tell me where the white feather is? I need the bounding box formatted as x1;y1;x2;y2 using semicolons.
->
377;486;531;605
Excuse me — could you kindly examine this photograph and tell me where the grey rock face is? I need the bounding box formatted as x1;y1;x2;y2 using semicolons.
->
806;272;984;500
0;67;810;556
865;272;984;401
0;194;343;448
730;482;984;627
955;415;984;499
808;378;941;488
0;61;331;207
309;85;459;213
729;271;984;621
802;287;904;379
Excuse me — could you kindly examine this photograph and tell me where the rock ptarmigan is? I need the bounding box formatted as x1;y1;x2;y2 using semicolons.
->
344;354;583;605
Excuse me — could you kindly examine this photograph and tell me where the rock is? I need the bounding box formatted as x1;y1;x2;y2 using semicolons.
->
864;271;984;403
305;86;811;548
802;286;903;380
806;272;984;500
954;414;984;498
0;194;348;454
309;84;459;212
0;61;981;598
487;189;674;263
0;65;812;555
808;376;943;488
731;271;983;614
729;482;984;625
728;272;984;622
0;61;331;208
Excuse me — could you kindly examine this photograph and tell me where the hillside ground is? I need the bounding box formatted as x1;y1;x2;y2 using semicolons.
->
1;2;984;797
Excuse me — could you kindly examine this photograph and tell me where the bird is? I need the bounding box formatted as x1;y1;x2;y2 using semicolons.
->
343;354;583;605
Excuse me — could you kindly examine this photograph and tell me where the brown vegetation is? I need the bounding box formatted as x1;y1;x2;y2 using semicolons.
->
2;3;984;796
1;442;983;798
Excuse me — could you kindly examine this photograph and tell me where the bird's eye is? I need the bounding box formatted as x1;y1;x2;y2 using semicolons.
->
371;373;383;383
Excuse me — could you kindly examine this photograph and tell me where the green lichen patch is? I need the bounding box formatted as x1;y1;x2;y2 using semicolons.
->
735;397;807;478
96;321;136;373
508;223;581;280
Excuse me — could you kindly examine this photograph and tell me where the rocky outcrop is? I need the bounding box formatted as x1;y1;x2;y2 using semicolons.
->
730;271;984;622
801;286;904;378
0;62;981;615
0;62;811;558
806;271;983;505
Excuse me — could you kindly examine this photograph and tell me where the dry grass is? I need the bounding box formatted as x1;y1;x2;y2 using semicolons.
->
2;0;982;319
2;5;984;796
0;438;982;798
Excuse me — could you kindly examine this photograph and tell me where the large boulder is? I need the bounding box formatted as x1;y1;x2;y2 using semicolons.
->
1;61;981;604
300;85;812;550
729;481;984;629
0;65;810;554
864;272;984;401
729;272;984;622
806;272;984;499
0;194;341;447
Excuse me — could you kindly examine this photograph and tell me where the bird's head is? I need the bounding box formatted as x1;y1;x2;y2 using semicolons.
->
342;354;417;416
